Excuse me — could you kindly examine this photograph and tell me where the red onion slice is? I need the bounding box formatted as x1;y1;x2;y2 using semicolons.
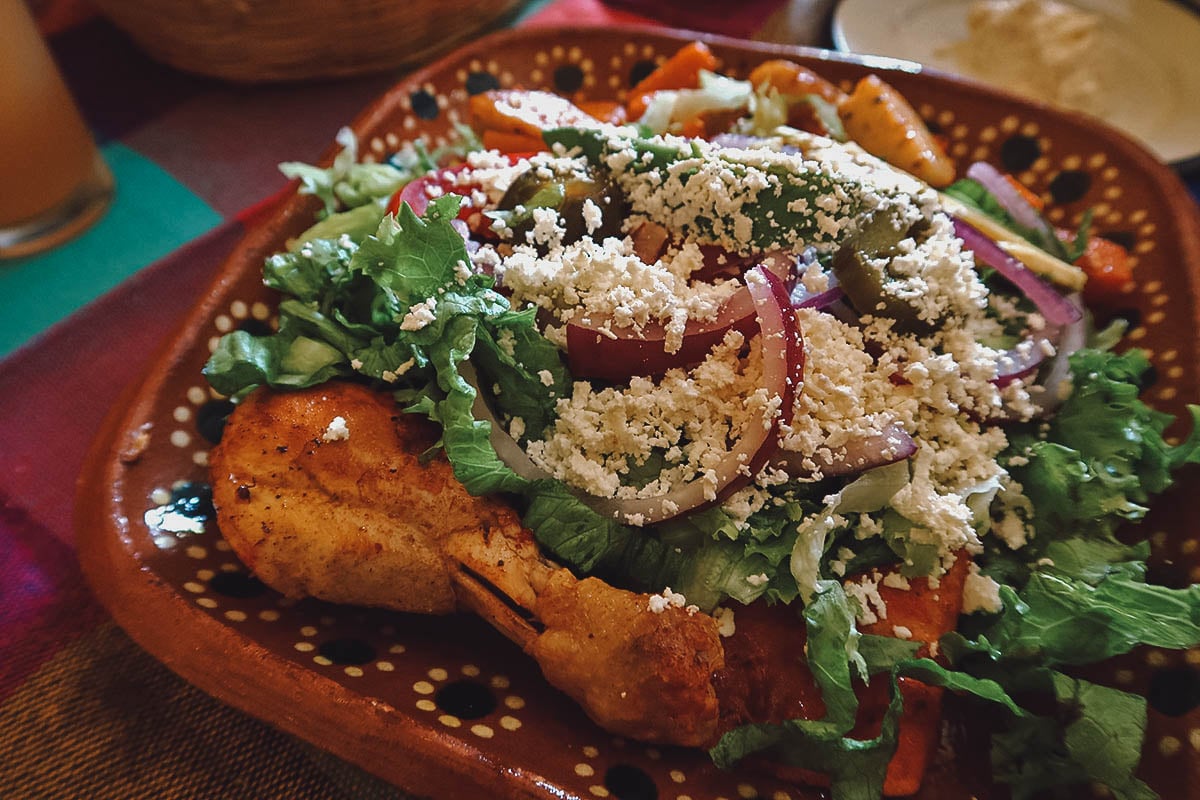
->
392;165;471;217
954;217;1083;327
795;285;845;310
1031;298;1088;414
583;265;804;526
461;363;553;483
395;176;437;218
771;423;917;479
993;334;1056;387
965;162;1054;240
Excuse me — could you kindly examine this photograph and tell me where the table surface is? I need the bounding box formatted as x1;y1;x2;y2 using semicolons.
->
2;1;1198;797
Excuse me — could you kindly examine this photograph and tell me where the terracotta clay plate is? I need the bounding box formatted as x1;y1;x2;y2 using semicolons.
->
77;24;1200;800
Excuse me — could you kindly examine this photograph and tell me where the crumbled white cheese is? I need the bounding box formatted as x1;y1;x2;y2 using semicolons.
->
321;416;350;442
962;563;1004;614
713;606;736;637
844;571;888;626
451;132;1039;588
525;332;766;498
581;197;604;234
648;586;689;614
399;297;438;331
892;625;913;640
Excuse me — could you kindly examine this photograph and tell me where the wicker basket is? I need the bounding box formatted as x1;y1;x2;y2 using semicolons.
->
89;0;527;82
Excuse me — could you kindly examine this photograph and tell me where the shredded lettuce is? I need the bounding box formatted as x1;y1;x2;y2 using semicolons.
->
206;131;1200;800
279;127;407;219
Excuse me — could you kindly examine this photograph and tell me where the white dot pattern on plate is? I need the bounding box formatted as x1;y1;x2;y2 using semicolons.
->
127;32;1200;800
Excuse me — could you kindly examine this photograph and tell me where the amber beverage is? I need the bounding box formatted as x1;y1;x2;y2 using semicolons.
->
0;0;113;258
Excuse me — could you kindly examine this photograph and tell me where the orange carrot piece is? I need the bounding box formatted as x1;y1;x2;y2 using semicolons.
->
676;116;707;138
1076;235;1133;302
855;555;971;795
1005;174;1045;212
481;129;546;155
747;59;846;105
838;75;956;187
627;41;718;120
576;99;627;125
469;89;595;138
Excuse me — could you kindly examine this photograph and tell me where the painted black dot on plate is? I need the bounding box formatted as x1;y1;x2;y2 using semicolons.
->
196;399;235;444
554;64;584;94
318;638;376;665
208;571;266;599
1049;170;1092;204
1148;667;1200;717
1146;560;1190;590
1104;231;1136;251
410;89;440;120
1000;135;1041;172
167;481;214;521
236;318;273;337
604;764;658;800
434;680;497;720
629;59;657;88
465;71;499;96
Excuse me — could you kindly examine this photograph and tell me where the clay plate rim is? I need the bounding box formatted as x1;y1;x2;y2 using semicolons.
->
76;23;1200;800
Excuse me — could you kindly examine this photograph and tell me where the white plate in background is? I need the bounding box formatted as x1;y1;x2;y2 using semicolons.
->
831;0;1200;165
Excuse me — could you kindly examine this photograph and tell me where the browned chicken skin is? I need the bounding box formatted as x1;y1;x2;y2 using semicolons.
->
209;382;723;746
210;382;960;783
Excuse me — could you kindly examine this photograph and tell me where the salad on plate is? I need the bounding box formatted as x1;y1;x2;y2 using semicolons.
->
201;41;1200;799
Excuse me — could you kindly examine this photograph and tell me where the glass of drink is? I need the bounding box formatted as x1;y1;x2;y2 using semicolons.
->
0;0;114;259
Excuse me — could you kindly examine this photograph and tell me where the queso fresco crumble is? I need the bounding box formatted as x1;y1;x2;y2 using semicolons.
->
430;129;1032;622
200;50;1200;796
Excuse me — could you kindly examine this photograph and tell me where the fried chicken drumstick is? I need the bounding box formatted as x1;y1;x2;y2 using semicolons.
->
209;382;966;793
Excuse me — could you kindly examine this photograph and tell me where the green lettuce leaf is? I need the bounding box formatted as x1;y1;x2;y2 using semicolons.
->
280;127;407;218
1005;348;1200;540
991;673;1155;800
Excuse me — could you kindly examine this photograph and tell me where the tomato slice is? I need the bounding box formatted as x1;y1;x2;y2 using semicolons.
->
1077;235;1133;303
386;164;474;218
386;153;543;241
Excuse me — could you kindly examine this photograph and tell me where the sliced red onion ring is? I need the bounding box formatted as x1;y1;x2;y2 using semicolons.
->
993;334;1056;387
583;265;804;526
965;162;1054;239
954;217;1083;327
449;218;480;255
771;423;917;479
795;285;845;310
461;363;553;483
1031;297;1088;413
394;165;471;217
